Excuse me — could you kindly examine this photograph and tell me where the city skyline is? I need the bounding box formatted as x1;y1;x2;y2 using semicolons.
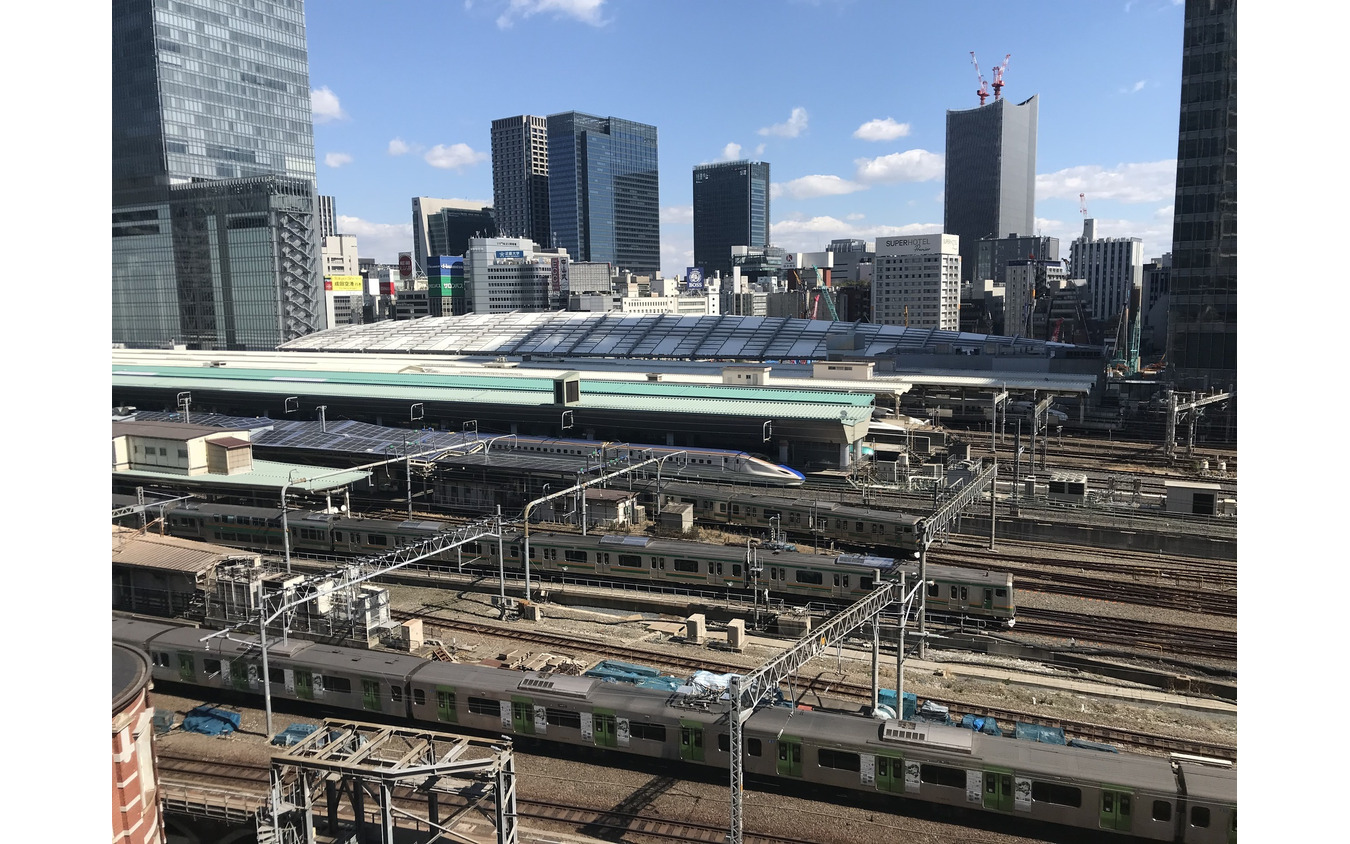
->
305;0;1193;276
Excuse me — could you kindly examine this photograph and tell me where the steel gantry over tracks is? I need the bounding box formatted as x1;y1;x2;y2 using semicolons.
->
261;719;518;844
916;458;999;657
725;577;923;844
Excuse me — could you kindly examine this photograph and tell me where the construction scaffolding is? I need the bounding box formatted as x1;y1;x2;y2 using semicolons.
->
260;719;518;844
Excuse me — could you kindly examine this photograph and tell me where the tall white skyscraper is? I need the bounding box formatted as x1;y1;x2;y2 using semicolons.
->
1070;218;1144;322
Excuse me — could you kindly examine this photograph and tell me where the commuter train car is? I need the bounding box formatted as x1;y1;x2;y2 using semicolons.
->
656;483;928;555
504;436;805;487
114;497;1014;626
114;617;1236;843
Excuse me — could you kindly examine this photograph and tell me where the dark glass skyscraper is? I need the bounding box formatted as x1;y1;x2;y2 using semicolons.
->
944;95;1038;284
491;115;551;245
112;0;321;350
693;160;770;281
1165;0;1236;389
547;112;660;277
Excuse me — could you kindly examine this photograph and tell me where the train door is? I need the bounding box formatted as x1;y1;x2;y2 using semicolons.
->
229;659;252;692
177;653;195;683
511;696;535;735
593;708;617;748
982;767;1015;812
875;754;904;794
983;588;994;612
435;686;457;723
361;678;380;712
1228;807;1236;844
679;720;705;762
294;669;314;700
1099;787;1134;832
776;737;802;777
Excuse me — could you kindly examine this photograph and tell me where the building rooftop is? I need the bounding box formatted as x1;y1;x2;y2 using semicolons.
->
112;457;371;492
112;525;251;573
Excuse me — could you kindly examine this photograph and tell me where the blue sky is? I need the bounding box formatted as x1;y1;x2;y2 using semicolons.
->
307;0;1189;275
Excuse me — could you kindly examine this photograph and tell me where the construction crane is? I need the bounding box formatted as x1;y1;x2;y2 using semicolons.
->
970;52;989;106
991;53;1012;100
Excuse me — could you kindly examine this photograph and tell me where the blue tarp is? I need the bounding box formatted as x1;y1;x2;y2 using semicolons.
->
1014;722;1067;745
960;714;1003;736
181;705;241;736
878;689;918;721
585;659;662;679
272;723;318;746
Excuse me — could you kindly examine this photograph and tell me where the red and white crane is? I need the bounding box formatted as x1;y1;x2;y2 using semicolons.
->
970;51;989;106
991;53;1012;100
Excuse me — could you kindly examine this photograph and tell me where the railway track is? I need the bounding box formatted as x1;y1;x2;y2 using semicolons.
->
1014;608;1236;662
396;609;1236;760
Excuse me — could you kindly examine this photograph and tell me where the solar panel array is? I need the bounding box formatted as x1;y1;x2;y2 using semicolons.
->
279;311;1082;361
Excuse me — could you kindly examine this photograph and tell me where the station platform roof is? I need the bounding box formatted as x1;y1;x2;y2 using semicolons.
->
112;458;371;493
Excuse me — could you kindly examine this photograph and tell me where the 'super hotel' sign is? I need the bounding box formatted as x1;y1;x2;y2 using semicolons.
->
875;233;958;257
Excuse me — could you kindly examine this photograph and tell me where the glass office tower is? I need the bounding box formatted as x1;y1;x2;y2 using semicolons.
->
943;95;1038;284
1166;0;1237;389
693;160;770;282
547;112;660;277
112;0;322;350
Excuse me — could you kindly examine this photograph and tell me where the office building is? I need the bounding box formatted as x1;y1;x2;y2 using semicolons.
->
975;234;1059;285
491;115;551;244
318;195;337;238
466;237;569;313
692;160;769;281
547;112;660;276
412;198;493;276
871;234;961;329
112;0;322;350
944;96;1038;283
427;256;468;316
1165;0;1237;388
1069;219;1144;323
322;234;359;278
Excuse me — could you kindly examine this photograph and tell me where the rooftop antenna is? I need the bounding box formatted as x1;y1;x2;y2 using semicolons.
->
970;52;990;106
991;53;1012;100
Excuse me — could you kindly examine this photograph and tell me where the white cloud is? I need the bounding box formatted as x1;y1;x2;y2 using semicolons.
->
852;117;911;142
754;143;766;157
846;213;865;221
1121;79;1147;94
388;138;416;156
335;216;413;264
660;205;693;224
1037;159;1177;203
771;174;867;200
758;107;809;138
311;86;346;123
770;216;942;254
323;152;353;168
496;0;607;28
424;143;488;171
718;142;742;161
853;149;944;183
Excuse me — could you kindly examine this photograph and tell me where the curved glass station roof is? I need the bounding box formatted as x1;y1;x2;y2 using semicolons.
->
279;312;1087;361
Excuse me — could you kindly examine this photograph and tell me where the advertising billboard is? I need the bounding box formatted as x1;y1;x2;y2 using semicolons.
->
686;267;705;291
325;275;363;293
398;252;413;278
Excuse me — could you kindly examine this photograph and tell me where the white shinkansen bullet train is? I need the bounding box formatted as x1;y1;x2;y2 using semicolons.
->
503;436;805;486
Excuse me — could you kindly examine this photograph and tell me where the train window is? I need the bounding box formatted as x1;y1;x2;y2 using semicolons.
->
960;587;969;601
1152;801;1172;822
673;559;699;573
717;734;762;756
1190;807;1210;828
996;589;1007;598
349;533;361;544
413;689;426;706
796;571;823;586
271;671;285;687
718;503;726;513
843;575;850;588
919;763;967;789
333;531;343;541
855;522;864;531
325;677;352;695
546;708;582;729
391;686;404;704
834;574;840;587
203;659;221;678
950;586;959;599
369;534;388;546
817;749;860;771
530;546;538;559
564;550;588;563
860;577;873;590
468;697;499;716
732;505;741;515
1031;782;1082;808
715;562;723;576
510;546;520;558
733;564;742;577
629;723;667;742
617;554;642;568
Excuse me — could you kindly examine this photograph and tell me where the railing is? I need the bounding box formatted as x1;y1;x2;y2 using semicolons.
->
159;783;263;825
